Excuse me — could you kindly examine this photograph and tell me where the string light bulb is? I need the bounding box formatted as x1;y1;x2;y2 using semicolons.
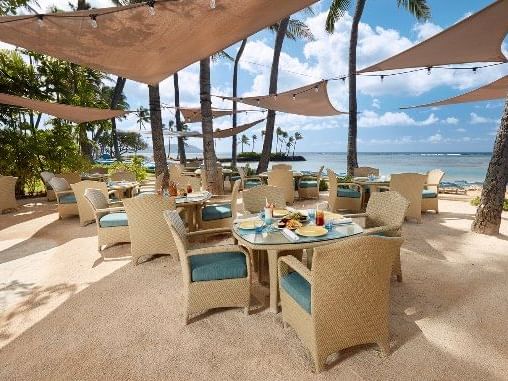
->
210;0;216;9
89;14;98;28
147;1;155;16
380;75;385;82
341;77;346;83
292;94;296;101
472;67;478;74
272;94;277;100
314;86;319;93
426;66;432;75
37;15;44;27
256;99;260;105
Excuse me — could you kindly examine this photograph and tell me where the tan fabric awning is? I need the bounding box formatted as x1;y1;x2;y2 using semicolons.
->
0;92;126;123
0;0;317;85
221;80;346;116
401;75;508;109
213;118;265;138
360;0;508;73
179;108;233;123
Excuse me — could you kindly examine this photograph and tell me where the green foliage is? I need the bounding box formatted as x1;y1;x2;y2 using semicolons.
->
319;178;328;191
108;157;147;181
470;196;508;211
0;0;30;15
97;131;147;156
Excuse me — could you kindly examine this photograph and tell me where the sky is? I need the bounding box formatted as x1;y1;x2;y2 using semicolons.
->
4;0;508;153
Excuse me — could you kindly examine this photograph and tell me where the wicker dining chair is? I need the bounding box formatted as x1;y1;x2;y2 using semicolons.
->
268;168;295;205
298;166;324;200
49;176;79;219
0;176;18;213
327;169;363;212
164;210;251;324
173;174;202;192
110;170;136;182
278;235;404;373
197;180;241;230
56;172;81;185
199;165;224;195
84;188;130;251
344;191;409;281
384;173;427;223
353;167;379;177
40;171;56;201
422;169;445;213
71;181;118;226
169;163;184;180
237;166;262;190
123;195;177;265
90;167;108;175
242;185;287;214
272;164;292;170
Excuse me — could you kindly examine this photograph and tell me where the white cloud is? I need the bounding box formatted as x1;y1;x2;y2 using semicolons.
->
413;22;442;41
371;98;381;109
358;110;438;128
456;128;466;133
469;112;496;124
444;117;459;125
427;133;442;143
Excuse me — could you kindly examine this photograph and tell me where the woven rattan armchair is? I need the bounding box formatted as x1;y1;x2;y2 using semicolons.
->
164;210;251;324
268;168;295;204
90;167;108;175
242;185;286;214
278;235;403;373
49;177;79;219
327;169;363;212
84;188;130;251
422;169;444;213
199;165;224;195
298;166;324;200
56;172;81;185
0;176;18;213
123;195;177;265
71;181;118;226
197;180;240;230
272;164;292;170
169;163;184;180
344;191;409;281
353;167;379;177
110;171;136;182
237;166;262;190
40;171;56;201
382;173;426;223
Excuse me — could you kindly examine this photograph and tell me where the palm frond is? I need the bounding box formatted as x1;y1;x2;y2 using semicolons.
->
211;50;234;62
397;0;431;21
325;0;351;34
286;19;315;41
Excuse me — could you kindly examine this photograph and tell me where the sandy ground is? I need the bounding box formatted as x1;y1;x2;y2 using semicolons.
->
0;190;507;380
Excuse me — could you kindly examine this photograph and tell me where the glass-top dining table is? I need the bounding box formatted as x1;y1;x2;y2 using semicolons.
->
232;213;363;313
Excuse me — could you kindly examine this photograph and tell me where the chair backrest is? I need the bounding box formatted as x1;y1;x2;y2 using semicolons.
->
230;180;241;219
272;164;292;171
155;172;165;191
316;166;325;181
365;191;410;235
327;169;338;207
123;195;177;256
267;169;294;204
242;185;286;213
169;163;184;180
90;167;108;175
49;177;71;192
312;236;403;337
237;166;248;180
0;175;18;210
173;175;201;191
56;172;81;185
111;171;136;182
40;171;55;184
163;210;191;282
71;181;109;225
353;167;379;177
84;188;110;211
426;169;445;192
200;165;224;194
389;173;426;222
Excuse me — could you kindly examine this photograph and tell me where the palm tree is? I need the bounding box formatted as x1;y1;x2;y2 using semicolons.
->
286;136;294;155
232;39;248;167
281;130;289;154
148;84;169;186
173;72;187;164
326;0;430;175
275;127;283;154
293;131;302;156
257;13;315;173
472;96;508;235
240;134;250;153
251;134;257;152
135;106;150;130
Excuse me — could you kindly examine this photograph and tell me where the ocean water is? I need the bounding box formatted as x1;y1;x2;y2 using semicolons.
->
216;152;492;183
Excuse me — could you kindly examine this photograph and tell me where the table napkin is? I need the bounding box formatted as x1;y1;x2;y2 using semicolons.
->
234;216;261;224
333;217;353;225
282;228;299;241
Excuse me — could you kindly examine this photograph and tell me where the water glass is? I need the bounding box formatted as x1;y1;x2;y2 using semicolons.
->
307;208;316;224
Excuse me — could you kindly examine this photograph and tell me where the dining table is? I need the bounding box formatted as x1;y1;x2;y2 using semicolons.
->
108;181;139;199
174;190;212;231
353;176;391;207
81;173;109;182
232;212;363;313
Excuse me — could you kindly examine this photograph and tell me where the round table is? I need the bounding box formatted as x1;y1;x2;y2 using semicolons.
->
175;191;212;231
108;181;139;199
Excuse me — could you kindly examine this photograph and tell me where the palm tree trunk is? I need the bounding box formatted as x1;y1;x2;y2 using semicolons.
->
346;0;366;176
200;57;221;194
232;39;248;168
111;76;126;160
148;84;169;186
173;72;187;164
257;17;290;174
471;96;508;235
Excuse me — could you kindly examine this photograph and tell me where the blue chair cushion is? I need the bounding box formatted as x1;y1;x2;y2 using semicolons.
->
202;204;232;221
230;175;241;181
244;179;262;189
189;252;247;282
337;188;361;198
422;189;438;198
299;180;318;189
281;272;311;314
59;193;76;204
99;212;128;228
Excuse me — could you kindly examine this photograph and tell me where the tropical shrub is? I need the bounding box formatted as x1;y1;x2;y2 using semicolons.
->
108;156;147;181
470;196;508;211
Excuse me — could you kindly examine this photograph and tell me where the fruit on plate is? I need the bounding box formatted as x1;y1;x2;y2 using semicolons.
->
285;219;303;230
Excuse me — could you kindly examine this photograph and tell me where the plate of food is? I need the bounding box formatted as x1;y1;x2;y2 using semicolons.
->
272;208;289;218
276;211;308;230
295;226;328;237
238;220;264;230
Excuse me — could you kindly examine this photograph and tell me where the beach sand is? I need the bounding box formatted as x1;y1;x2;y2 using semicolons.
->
0;192;507;380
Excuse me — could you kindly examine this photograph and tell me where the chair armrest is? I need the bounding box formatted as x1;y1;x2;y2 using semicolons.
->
187;244;248;257
377;186;390;191
361;224;401;236
108;189;118;196
342;212;368;218
186;227;231;240
95;206;125;214
55;190;73;196
278;255;313;285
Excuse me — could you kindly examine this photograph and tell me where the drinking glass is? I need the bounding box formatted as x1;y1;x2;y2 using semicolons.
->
307;208;316;224
315;210;325;226
187;184;193;194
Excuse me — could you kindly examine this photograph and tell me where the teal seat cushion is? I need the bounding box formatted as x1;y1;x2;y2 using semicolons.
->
337;188;361;198
99;212;128;228
189;252;247;282
244;179;261;189
230;175;241;181
202;204;232;221
422;189;437;198
59;193;76;204
299;180;318;189
281;272;311;314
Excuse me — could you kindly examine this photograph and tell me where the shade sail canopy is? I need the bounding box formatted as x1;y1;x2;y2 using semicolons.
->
213;118;265;138
360;0;508;73
179;108;234;123
221;81;346;116
401;75;508;109
0;0;317;85
0;93;126;123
